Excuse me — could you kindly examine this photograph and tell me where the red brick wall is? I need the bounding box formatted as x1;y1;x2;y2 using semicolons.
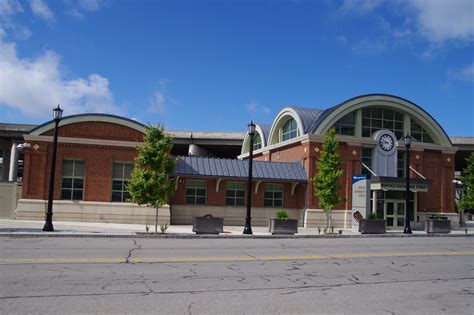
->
171;177;304;209
22;141;137;201
42;122;144;142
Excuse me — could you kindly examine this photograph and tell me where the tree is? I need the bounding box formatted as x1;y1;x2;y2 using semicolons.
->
459;153;474;214
127;124;176;233
313;127;343;229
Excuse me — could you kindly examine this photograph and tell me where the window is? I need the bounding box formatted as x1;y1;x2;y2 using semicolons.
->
362;108;404;139
280;118;298;141
397;151;406;178
333;112;356;136
226;182;246;206
61;160;84;200
264;183;283;207
186;180;206;205
361;147;373;175
112;162;133;202
253;133;262;151
410;119;434;143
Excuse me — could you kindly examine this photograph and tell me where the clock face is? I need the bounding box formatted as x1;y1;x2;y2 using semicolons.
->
379;134;395;152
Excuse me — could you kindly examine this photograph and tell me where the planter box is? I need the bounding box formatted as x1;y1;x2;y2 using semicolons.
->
425;219;451;234
358;219;386;234
192;216;224;234
269;218;298;235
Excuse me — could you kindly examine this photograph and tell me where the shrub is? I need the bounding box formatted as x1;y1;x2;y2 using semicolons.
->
276;210;289;220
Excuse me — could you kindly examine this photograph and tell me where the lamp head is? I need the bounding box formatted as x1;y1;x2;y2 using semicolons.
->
53;105;63;121
248;121;256;136
403;134;412;148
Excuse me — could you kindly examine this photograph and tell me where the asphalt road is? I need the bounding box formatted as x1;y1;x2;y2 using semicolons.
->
1;237;473;314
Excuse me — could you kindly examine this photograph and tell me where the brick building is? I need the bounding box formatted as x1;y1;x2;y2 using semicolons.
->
7;94;470;229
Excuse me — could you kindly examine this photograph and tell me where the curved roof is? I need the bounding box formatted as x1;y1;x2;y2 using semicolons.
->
241;123;271;155
257;94;452;149
29;113;147;136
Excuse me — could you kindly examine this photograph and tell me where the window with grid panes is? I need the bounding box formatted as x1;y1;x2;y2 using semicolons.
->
362;108;404;139
226;182;246;206
264;183;283;207
361;147;373;175
61;160;84;200
410;119;434;143
253;133;262;151
397;151;406;178
186;180;207;205
111;162;133;202
280;118;298;141
333;112;356;136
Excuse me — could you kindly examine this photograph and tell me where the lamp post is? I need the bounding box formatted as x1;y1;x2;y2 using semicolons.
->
243;121;256;235
43;105;63;232
403;135;412;234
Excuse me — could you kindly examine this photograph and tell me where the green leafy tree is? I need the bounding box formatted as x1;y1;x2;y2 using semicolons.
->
313;127;343;229
128;124;176;233
459;153;474;213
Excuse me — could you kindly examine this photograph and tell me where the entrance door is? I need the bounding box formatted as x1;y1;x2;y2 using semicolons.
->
385;200;405;229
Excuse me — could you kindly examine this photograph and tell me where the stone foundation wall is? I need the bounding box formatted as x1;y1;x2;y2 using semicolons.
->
171;205;304;227
304;209;352;229
0;182;20;219
15;199;170;225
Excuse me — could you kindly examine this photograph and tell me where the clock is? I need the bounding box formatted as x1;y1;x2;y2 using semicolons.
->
379;134;394;152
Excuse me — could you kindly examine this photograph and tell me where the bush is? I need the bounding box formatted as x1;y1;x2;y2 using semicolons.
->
367;213;378;220
276;210;289;220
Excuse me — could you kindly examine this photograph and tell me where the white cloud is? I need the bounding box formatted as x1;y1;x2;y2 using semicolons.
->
29;0;54;23
448;63;474;83
0;39;121;118
340;0;384;14
147;90;167;114
409;0;474;43
78;0;106;11
0;0;23;19
246;101;270;114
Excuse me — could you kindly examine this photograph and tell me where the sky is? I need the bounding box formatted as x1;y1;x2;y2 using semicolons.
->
0;0;473;136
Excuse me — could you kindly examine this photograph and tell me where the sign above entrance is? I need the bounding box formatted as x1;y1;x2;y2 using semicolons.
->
370;176;431;192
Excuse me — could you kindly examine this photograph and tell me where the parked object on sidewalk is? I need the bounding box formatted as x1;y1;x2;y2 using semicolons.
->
426;215;451;233
269;210;298;235
192;214;224;234
358;215;387;234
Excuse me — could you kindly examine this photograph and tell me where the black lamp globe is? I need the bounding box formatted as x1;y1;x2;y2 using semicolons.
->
53;105;63;120
248;121;256;135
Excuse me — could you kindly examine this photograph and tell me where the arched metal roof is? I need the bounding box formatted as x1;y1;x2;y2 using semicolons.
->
29;113;147;136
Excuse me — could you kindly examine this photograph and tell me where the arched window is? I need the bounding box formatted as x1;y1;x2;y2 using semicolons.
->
253;133;262;150
280;118;298;141
362;108;404;139
410;119;434;143
333;112;356;136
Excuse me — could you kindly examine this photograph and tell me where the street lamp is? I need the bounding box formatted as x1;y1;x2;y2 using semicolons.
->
43;105;63;232
403;135;412;234
243;121;256;235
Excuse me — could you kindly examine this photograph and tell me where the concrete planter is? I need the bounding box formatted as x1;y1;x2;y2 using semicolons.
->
192;216;224;234
358;219;386;234
425;220;450;234
269;218;298;235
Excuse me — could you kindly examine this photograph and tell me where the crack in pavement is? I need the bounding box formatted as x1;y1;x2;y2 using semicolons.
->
124;239;142;264
2;276;472;300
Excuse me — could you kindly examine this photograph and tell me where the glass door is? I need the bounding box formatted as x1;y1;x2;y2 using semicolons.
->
385;200;406;229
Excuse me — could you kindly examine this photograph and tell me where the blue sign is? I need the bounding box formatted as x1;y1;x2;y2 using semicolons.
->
352;174;368;184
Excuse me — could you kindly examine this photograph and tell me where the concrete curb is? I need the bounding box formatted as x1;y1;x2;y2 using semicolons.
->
0;232;472;239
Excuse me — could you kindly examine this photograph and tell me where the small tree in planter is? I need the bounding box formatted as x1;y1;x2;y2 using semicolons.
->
128;124;176;234
313;127;343;230
458;153;474;224
269;210;298;235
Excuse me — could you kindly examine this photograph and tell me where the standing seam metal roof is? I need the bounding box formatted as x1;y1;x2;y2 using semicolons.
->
173;156;307;182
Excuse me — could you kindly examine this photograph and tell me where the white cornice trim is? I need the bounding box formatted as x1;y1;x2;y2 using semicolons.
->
24;135;143;148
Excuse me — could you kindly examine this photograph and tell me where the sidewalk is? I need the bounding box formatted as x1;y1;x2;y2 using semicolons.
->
1;219;473;238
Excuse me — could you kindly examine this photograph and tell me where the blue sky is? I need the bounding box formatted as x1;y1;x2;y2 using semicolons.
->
0;0;473;136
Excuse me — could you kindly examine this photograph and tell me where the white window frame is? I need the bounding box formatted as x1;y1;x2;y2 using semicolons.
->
186;179;207;205
111;162;133;202
264;183;283;207
225;182;246;206
60;160;85;201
